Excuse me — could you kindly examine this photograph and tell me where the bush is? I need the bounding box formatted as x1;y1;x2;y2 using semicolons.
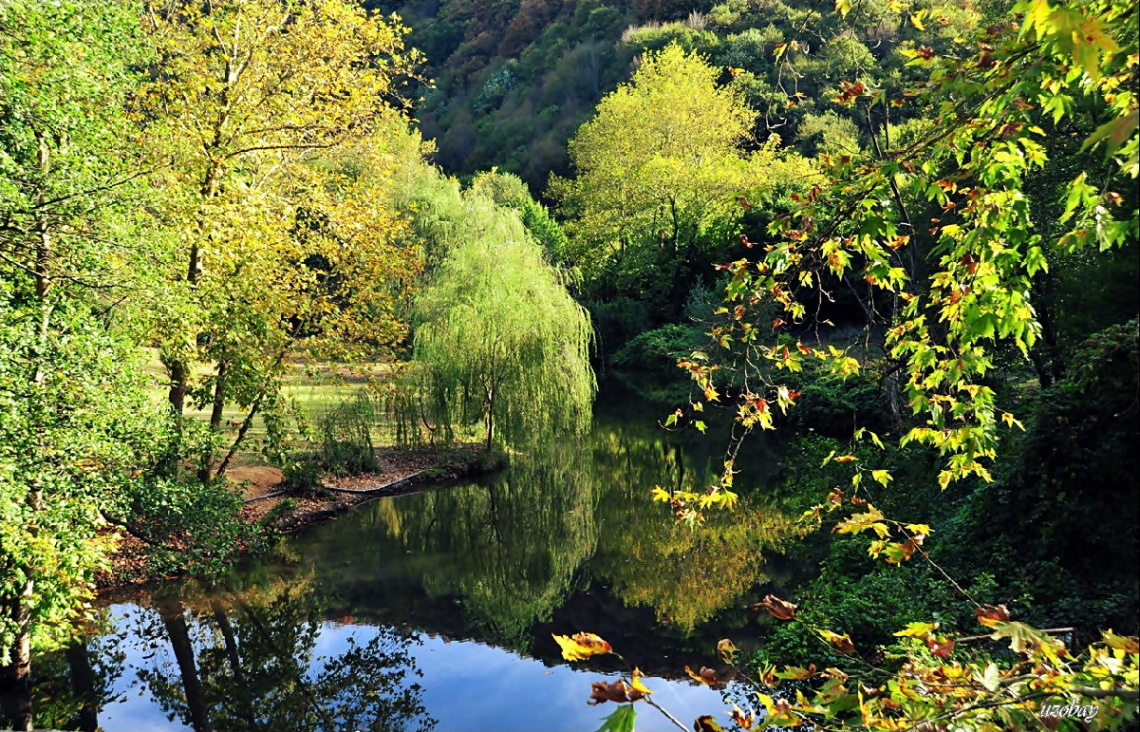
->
121;477;261;579
258;497;297;530
756;538;997;672
610;323;705;403
281;453;324;495
585;296;653;362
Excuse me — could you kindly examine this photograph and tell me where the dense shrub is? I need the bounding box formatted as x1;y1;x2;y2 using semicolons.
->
610;323;704;403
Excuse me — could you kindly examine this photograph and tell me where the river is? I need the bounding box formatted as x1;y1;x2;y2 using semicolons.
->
29;402;811;731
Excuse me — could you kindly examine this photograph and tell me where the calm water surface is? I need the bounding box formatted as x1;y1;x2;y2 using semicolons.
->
31;404;810;731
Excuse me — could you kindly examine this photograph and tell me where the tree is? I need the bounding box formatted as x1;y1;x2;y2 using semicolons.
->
643;0;1139;726
137;0;423;479
551;43;808;316
396;183;596;451
0;1;166;724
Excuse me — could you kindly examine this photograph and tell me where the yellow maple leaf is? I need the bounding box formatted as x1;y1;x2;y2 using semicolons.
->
552;632;613;661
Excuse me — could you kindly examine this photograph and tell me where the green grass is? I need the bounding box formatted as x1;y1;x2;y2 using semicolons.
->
138;348;402;458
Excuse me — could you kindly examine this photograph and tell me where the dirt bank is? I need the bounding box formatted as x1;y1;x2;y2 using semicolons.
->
100;447;506;590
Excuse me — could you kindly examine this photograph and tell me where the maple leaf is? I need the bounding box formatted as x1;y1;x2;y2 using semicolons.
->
975;604;1010;627
630;668;653;696
1102;631;1140;654
717;639;739;664
753;594;798;620
818;629;856;654
730;704;756;730
685;665;722;687
927;636;955;658
894;621;939;638
553;632;613;661
588;679;646;705
695;715;724;732
775;664;817;680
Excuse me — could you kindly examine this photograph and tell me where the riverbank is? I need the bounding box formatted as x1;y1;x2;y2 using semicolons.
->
98;446;507;590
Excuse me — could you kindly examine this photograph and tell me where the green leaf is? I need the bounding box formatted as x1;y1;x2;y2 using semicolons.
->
1082;110;1139;156
597;704;637;732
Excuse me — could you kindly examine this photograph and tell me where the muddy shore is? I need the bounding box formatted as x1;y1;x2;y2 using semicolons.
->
99;447;506;591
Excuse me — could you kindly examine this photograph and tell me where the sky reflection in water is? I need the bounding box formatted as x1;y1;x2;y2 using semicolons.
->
97;607;731;732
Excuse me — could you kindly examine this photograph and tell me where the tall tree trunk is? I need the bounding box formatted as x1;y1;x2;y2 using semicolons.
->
0;661;31;729
0;492;37;731
0;601;33;731
208;360;227;431
166;153;216;420
198;360;229;483
167;359;188;413
158;595;214;732
484;383;496;452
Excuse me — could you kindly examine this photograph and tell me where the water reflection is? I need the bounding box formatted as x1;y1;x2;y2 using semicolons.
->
27;404;807;730
119;581;435;732
376;437;597;647
22;631;126;731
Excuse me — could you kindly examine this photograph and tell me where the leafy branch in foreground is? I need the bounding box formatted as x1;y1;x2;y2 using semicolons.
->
632;0;1139;728
666;0;1137;523
555;613;1138;731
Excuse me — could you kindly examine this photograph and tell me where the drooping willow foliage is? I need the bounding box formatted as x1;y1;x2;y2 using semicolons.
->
391;182;596;450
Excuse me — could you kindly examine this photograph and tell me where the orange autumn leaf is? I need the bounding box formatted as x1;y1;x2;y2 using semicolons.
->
588;678;646;705
753;594;798;620
730;703;757;730
685;665;721;687
695;715;725;732
819;629;856;654
833;454;858;463
927;636;955;658
553;632;613;661
975;604;1010;627
630;667;653;696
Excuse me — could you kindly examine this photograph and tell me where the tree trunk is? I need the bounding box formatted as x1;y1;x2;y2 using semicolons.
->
208;360;227;431
198;360;229;483
0;609;33;731
484;382;496;452
167;359;188;413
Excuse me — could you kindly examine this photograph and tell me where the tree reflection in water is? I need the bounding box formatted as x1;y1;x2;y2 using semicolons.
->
377;437;598;648
20;403;808;730
19;627;127;732
128;579;434;732
589;421;808;631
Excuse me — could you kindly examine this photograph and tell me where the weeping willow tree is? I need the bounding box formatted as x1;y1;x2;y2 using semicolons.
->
398;189;595;451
